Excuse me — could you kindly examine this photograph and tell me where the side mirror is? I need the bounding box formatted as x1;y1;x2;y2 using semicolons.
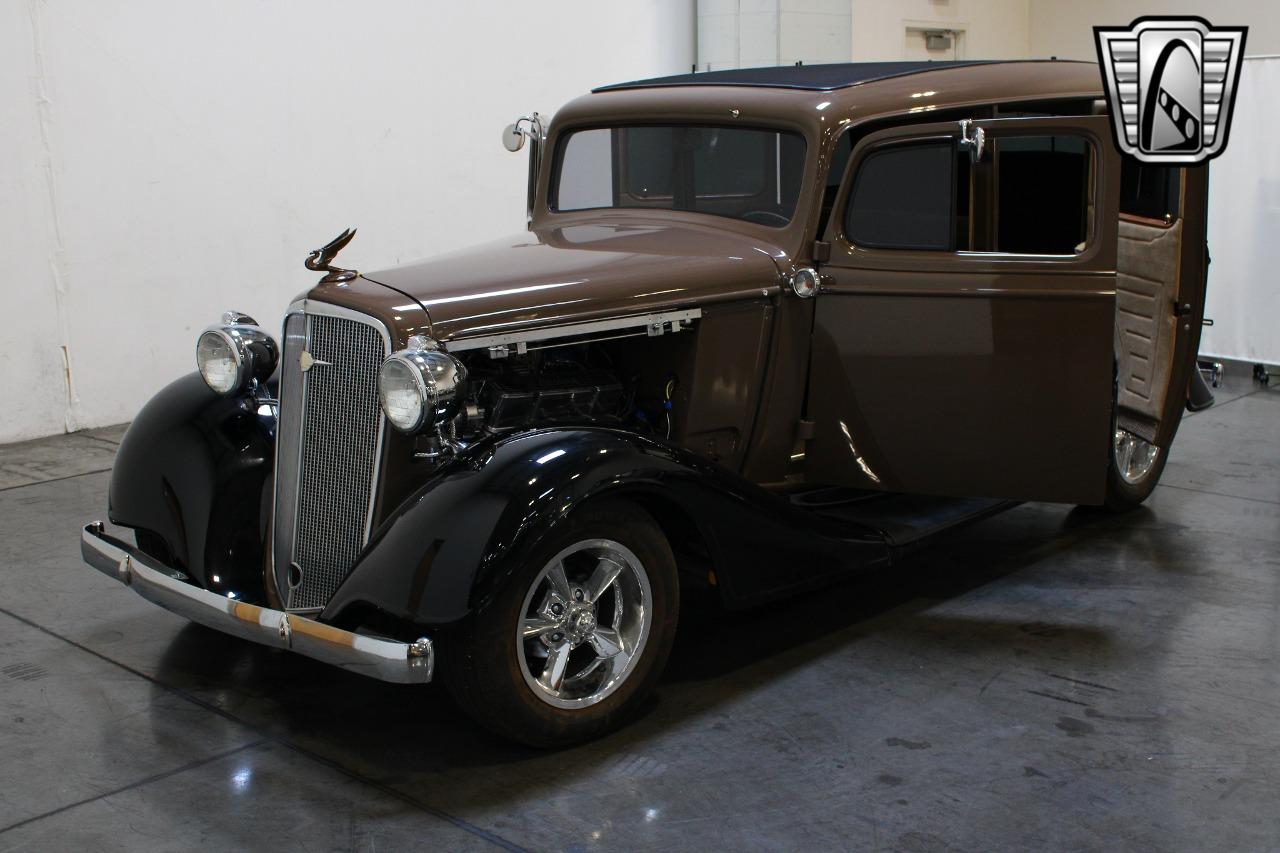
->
503;113;546;225
502;114;544;152
958;119;986;164
502;123;526;152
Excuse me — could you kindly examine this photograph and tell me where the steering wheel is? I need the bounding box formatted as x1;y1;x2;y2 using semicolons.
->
740;210;790;227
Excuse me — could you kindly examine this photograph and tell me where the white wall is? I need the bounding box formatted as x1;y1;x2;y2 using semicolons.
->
1;2;69;438
698;0;852;69
851;0;1030;61
703;1;1280;68
698;0;1029;68
0;0;694;443
1029;0;1280;60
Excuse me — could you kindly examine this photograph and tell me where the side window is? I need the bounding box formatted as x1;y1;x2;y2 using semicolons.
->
842;131;1091;256
1120;160;1181;222
995;135;1090;254
844;141;960;251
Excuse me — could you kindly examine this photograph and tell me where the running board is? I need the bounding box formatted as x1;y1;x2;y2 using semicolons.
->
810;494;1017;555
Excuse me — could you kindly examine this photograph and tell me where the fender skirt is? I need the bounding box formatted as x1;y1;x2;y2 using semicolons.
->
322;428;890;629
108;372;276;602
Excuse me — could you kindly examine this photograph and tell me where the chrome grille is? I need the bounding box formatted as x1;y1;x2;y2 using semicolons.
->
273;305;389;611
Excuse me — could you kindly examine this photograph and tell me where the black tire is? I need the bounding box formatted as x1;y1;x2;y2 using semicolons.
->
438;499;679;748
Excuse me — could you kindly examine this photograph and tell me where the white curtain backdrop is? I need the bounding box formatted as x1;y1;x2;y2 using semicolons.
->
1201;56;1280;365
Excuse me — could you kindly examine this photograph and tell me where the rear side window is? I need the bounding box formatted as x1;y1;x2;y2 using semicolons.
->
996;135;1090;254
844;142;955;250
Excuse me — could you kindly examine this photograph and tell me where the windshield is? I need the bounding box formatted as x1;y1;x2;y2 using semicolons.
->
552;125;807;228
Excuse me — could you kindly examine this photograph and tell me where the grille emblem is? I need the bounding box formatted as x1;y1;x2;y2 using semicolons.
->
298;350;332;372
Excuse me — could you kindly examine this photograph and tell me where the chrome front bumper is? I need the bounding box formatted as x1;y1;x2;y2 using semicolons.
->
80;522;433;684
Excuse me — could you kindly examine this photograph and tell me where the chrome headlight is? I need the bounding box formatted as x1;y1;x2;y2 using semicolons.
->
196;312;279;395
377;337;467;434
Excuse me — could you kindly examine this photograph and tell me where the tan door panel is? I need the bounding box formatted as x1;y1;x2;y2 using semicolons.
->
1116;218;1183;440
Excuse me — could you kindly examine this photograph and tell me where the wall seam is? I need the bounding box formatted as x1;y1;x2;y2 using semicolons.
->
1025;0;1033;58
26;0;78;434
776;0;781;65
736;0;742;69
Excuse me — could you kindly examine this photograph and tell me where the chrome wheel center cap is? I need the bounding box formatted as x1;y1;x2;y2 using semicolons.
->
564;606;596;644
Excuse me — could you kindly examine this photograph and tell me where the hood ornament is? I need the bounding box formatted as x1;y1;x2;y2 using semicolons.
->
305;228;359;283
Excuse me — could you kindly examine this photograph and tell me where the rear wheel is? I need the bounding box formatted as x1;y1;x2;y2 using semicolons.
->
439;500;679;748
1103;427;1167;511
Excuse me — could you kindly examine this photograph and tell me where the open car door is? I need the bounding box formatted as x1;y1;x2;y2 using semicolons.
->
803;115;1123;504
1114;163;1209;449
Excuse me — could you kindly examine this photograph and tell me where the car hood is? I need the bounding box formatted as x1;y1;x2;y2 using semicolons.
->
360;220;786;343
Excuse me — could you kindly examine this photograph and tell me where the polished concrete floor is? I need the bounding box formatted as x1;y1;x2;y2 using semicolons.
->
1;367;1277;852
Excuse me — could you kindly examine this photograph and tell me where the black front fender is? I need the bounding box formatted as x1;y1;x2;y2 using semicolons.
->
321;428;888;629
108;372;275;601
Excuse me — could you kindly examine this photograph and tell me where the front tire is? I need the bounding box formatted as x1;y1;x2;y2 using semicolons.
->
439;500;679;748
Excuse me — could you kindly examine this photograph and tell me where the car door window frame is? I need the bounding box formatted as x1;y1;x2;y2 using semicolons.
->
824;116;1117;276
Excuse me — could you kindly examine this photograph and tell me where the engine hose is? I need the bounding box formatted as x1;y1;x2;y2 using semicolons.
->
663;378;676;439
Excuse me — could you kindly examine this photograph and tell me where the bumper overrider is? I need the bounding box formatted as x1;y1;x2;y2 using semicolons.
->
80;522;434;684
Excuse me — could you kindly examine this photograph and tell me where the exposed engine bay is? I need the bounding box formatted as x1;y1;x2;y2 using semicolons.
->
384;301;775;488
449;340;679;446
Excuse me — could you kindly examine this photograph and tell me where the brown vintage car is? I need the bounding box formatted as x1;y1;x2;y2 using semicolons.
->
81;60;1207;746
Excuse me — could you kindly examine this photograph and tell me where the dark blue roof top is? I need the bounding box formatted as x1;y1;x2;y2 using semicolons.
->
594;61;1003;93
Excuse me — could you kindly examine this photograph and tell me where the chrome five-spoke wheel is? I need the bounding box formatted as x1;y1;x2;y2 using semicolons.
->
1114;428;1161;485
517;539;652;709
439;499;677;746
